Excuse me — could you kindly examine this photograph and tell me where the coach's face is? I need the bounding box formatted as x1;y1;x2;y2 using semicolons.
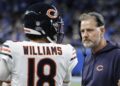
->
80;19;103;48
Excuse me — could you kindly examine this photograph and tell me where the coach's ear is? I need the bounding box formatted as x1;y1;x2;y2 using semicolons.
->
99;25;105;38
118;80;120;86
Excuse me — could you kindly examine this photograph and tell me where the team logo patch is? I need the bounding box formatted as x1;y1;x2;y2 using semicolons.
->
46;9;58;19
96;65;104;71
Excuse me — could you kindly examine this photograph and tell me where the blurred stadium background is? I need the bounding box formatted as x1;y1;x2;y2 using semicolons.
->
0;0;120;86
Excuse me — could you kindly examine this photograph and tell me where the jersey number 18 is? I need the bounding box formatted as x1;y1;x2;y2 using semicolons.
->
28;58;56;86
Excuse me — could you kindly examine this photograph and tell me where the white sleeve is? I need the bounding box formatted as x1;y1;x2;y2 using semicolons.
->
0;41;13;72
0;41;13;81
0;58;10;81
63;46;78;86
63;71;71;86
63;59;78;86
68;46;78;72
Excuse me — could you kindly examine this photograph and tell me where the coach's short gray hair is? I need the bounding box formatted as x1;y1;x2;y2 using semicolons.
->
79;12;105;26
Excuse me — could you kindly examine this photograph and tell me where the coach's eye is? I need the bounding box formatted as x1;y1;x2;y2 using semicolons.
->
80;29;85;33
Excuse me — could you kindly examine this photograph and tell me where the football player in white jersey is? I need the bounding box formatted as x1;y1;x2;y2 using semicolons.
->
0;3;78;86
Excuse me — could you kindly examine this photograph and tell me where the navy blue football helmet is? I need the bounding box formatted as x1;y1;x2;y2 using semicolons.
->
23;3;64;43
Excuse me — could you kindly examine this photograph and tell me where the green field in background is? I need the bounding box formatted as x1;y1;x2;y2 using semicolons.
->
71;83;80;86
71;76;81;86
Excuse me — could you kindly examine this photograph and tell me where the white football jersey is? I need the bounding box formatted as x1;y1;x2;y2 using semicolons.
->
0;40;78;86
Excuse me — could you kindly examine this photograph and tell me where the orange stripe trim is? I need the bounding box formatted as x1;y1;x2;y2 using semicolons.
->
0;48;11;53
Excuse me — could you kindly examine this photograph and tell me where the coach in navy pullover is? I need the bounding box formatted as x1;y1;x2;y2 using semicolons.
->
79;12;120;86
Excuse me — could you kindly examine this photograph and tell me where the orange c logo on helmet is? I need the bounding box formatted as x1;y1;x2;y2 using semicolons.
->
46;9;58;19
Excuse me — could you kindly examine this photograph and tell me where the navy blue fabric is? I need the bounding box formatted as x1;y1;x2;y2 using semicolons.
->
82;41;120;86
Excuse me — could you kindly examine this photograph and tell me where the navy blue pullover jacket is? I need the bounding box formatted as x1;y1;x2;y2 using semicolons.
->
82;41;120;86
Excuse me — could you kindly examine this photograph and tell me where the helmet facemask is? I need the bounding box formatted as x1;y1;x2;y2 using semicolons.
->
49;17;64;43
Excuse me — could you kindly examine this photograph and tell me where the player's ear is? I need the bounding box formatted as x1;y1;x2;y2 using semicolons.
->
99;26;105;38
